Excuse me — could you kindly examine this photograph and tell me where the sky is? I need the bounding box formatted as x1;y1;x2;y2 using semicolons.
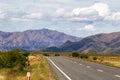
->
0;0;120;37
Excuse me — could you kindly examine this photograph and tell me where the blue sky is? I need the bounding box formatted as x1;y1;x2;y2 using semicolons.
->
0;0;120;37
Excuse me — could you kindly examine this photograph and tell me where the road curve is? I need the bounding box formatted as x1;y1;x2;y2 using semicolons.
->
46;56;120;80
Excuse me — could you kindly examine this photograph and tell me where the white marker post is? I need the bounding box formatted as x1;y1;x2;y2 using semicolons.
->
26;72;30;80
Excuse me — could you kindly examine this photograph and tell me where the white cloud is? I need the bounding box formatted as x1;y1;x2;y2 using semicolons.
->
11;18;31;21
83;25;95;31
71;2;110;18
54;2;110;22
55;8;66;17
40;2;119;22
11;12;43;21
72;8;97;16
0;13;6;19
0;10;6;19
75;24;95;31
1;2;119;22
71;8;99;21
58;0;72;3
71;2;109;17
105;12;120;20
23;13;43;19
91;3;110;17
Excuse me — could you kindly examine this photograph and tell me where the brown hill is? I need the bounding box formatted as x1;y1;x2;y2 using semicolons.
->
0;29;79;51
59;32;120;53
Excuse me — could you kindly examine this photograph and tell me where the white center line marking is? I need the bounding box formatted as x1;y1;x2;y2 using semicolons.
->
79;63;82;65
47;58;72;80
87;66;91;68
115;75;120;78
74;62;77;63
97;69;104;72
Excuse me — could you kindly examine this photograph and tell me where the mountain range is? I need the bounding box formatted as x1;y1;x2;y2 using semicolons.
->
0;29;79;51
42;31;120;54
1;28;120;53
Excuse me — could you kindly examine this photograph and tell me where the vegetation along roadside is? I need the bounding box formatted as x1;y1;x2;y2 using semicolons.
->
0;50;56;80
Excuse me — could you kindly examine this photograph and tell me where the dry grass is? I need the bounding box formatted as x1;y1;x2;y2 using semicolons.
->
0;75;5;80
88;55;120;68
0;68;26;80
28;54;56;80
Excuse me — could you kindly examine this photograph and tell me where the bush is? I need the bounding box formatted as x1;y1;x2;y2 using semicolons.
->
55;54;60;56
22;52;30;57
43;53;49;56
0;50;28;71
93;56;98;60
80;54;88;59
72;52;79;57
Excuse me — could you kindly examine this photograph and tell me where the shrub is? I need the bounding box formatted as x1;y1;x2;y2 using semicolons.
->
22;52;30;57
93;56;98;60
72;52;79;57
55;54;60;56
0;50;28;71
43;53;49;56
80;54;88;59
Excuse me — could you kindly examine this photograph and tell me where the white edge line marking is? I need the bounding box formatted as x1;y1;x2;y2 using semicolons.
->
115;75;120;78
97;69;104;72
47;57;72;80
79;63;82;65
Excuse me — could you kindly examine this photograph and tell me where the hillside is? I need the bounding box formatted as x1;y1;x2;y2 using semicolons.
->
42;32;120;54
0;29;79;51
60;32;120;53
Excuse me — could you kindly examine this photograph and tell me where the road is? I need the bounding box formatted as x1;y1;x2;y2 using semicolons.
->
46;56;120;80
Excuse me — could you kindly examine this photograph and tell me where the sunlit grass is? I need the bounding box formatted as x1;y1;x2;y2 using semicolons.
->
29;54;56;80
88;55;120;68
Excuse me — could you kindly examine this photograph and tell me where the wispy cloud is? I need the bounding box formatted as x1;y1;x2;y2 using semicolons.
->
23;13;43;19
11;18;31;22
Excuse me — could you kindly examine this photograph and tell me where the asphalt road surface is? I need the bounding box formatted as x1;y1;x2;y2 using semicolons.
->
46;56;120;80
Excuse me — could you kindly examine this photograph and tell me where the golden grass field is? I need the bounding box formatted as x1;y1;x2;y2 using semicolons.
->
0;53;56;80
88;54;120;68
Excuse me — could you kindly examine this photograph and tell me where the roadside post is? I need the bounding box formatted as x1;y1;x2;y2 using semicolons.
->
26;72;30;80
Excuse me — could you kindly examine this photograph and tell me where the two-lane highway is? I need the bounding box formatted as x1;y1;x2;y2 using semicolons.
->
46;56;120;80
